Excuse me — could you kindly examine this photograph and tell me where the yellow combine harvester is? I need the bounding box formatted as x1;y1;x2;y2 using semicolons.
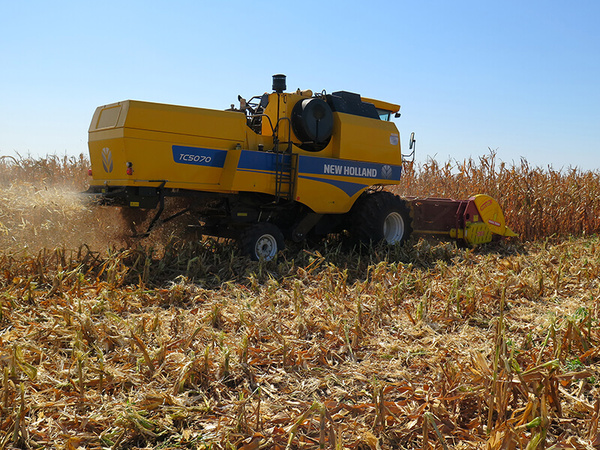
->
86;75;516;260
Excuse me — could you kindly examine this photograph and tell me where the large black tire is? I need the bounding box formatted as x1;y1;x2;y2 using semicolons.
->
239;223;285;261
350;191;412;245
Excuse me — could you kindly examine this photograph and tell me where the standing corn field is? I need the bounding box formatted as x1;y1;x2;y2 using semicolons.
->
394;150;600;240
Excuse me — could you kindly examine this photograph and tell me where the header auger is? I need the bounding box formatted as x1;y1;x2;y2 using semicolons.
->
85;75;516;260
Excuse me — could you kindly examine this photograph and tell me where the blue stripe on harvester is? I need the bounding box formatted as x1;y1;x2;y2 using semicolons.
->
296;154;402;196
173;145;227;167
298;175;368;197
298;155;402;181
171;146;401;198
238;150;291;173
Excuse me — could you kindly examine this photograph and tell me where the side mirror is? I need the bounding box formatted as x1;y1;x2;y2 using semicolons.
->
259;93;269;108
402;132;416;162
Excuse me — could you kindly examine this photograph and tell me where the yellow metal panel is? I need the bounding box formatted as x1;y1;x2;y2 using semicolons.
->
88;100;253;193
294;178;361;213
261;92;307;141
329;113;402;165
95;104;123;129
89;137;224;186
88;136;125;179
219;148;242;190
473;194;518;237
89;101;130;132
122;101;247;141
90;100;247;141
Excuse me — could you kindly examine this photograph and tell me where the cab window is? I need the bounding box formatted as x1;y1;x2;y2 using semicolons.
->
377;109;391;121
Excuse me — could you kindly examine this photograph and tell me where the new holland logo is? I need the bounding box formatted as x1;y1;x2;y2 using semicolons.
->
381;164;393;179
101;147;113;173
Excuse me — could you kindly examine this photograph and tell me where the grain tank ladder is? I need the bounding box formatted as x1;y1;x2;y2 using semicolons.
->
273;118;297;202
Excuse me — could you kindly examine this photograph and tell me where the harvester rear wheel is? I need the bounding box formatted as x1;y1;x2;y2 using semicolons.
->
240;222;285;261
350;191;412;245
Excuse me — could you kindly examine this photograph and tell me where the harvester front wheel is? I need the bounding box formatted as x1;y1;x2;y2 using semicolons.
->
350;191;412;245
240;223;285;261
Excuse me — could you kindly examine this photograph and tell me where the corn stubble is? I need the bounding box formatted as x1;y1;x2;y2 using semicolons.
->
0;153;599;449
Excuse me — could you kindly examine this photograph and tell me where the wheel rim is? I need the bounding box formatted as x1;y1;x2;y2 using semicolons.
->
383;212;405;244
255;233;278;261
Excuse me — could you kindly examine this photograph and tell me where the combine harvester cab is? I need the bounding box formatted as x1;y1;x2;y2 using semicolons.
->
85;75;516;260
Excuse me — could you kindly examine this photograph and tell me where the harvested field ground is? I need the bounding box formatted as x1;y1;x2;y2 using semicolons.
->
0;154;599;449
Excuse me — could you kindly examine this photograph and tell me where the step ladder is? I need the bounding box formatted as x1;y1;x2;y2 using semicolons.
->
274;149;297;202
272;118;297;202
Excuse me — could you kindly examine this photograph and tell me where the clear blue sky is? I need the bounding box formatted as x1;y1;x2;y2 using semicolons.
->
1;1;599;170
